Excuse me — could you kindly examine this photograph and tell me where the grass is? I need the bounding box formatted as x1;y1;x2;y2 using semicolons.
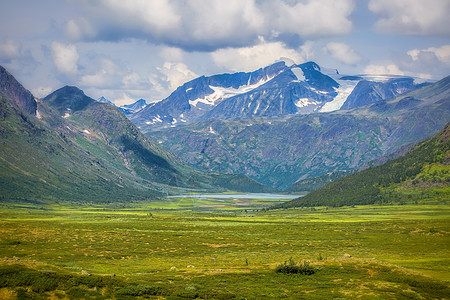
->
0;198;449;298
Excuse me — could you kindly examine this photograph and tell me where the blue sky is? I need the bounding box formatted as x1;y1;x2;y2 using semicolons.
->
1;0;449;105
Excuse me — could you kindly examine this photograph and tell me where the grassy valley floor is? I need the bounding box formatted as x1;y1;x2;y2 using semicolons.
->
0;198;449;299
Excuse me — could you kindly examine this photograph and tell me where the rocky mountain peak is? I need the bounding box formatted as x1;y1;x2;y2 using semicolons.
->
0;65;37;115
43;85;95;115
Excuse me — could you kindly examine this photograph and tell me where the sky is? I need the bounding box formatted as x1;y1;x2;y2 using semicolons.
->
0;0;449;105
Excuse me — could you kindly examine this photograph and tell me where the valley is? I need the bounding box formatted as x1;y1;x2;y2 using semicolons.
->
2;0;450;298
0;200;449;299
0;62;449;298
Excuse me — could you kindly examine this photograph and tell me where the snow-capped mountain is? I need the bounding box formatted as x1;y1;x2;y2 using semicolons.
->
97;97;148;115
202;62;339;120
339;77;428;110
120;99;148;115
97;96;114;105
132;61;429;132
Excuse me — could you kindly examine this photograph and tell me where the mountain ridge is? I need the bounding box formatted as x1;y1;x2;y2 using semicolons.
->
131;61;429;133
276;121;450;208
0;65;37;115
0;66;273;204
149;75;450;189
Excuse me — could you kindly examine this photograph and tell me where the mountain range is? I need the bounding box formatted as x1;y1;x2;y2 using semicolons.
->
98;96;148;115
0;65;272;204
277;121;450;208
131;61;428;133
1;60;448;202
148;74;450;189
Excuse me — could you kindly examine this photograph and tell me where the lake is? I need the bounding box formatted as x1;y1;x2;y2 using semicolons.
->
168;193;301;200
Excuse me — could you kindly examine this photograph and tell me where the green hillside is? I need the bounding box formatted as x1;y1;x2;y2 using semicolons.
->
0;68;272;204
286;170;354;193
277;122;450;208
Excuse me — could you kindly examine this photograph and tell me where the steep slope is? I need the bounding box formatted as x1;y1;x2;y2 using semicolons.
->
0;89;160;203
149;76;450;189
286;170;354;193
277;122;450;208
0;68;273;204
42;86;188;188
0;65;36;115
41;86;273;193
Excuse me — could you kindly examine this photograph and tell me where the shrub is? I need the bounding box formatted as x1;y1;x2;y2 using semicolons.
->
114;284;161;297
275;258;316;275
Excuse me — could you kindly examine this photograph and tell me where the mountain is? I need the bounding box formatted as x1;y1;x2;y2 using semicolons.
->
340;77;428;110
276;122;450;208
0;65;37;115
148;75;450;189
286;170;355;193
120;99;148;115
132;61;288;131
201;62;339;120
97;97;148;115
131;61;427;133
97;96;114;105
0;67;272;204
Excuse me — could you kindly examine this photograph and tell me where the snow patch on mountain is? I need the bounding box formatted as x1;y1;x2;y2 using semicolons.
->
208;126;216;134
320;80;359;112
189;77;275;107
145;115;163;125
291;67;306;81
277;57;296;67
295;98;319;108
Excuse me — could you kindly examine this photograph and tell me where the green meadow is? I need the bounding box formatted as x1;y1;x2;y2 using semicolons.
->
0;196;449;299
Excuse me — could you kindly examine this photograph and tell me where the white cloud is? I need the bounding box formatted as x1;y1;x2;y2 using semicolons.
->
363;45;450;80
268;0;354;37
122;72;142;89
299;41;316;62
113;92;135;106
324;42;361;65
401;45;450;79
68;0;355;49
32;86;54;98
156;62;198;91
363;64;405;76
211;38;305;72
64;17;96;41
369;0;450;36
363;64;405;75
79;58;118;87
407;45;450;64
0;39;21;60
99;0;180;33
158;46;185;62
51;42;79;75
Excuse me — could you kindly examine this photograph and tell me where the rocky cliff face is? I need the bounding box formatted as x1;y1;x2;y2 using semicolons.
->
0;65;36;115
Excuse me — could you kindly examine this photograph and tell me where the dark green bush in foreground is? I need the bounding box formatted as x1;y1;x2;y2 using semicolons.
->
275;258;316;275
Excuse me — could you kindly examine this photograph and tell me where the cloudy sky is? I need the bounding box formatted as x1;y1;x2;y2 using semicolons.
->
1;0;449;105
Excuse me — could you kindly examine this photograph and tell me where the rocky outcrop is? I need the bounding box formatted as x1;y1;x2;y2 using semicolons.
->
0;65;36;115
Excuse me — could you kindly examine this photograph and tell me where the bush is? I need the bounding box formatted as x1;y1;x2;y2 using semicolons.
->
114;284;161;297
275;258;316;275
